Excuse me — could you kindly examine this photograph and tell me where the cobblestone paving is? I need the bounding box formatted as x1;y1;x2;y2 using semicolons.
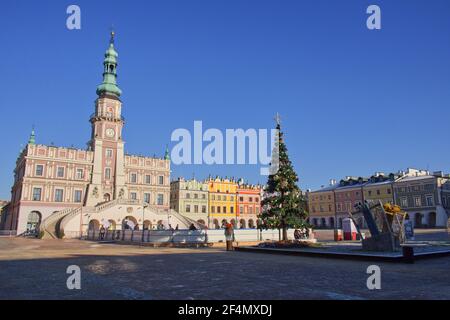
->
0;237;449;300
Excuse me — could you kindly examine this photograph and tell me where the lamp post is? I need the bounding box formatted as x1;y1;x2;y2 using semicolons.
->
142;203;148;242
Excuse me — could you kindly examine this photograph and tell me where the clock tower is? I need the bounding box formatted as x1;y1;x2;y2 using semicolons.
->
86;31;127;206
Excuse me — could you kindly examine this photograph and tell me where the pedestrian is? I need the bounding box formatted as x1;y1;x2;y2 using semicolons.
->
175;225;179;231
224;223;235;251
99;226;106;240
189;223;197;231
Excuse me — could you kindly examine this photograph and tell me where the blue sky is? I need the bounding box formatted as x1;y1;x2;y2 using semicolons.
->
1;0;450;199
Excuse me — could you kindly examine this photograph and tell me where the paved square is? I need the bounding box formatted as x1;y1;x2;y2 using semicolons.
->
0;237;449;300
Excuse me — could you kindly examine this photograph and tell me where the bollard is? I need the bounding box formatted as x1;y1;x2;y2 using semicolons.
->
402;246;414;264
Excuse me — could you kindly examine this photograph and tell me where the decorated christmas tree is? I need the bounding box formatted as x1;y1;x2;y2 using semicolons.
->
260;114;309;241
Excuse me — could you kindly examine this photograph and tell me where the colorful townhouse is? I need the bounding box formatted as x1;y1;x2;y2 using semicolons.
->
393;170;450;228
207;177;238;229
307;182;337;229
333;177;368;228
362;172;402;205
236;182;262;229
307;169;450;229
170;178;209;227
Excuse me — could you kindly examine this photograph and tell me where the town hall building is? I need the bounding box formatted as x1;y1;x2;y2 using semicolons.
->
3;32;198;237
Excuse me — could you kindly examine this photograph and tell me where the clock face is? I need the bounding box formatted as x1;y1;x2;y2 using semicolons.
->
106;128;115;138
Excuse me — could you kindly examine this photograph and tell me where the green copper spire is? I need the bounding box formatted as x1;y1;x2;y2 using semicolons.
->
96;31;122;97
164;145;170;160
28;128;36;145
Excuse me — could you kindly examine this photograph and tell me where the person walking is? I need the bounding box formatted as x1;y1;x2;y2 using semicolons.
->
224;223;235;251
99;226;106;241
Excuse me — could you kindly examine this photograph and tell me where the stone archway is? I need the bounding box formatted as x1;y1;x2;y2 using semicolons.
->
329;217;335;228
123;216;138;230
88;219;100;231
428;212;436;228
27;211;41;233
213;219;219;229
103;193;111;202
415;213;423;228
248;219;255;229
107;220;116;231
143;220;152;231
240;219;246;229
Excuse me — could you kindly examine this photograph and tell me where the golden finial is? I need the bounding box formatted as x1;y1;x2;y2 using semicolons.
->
109;27;115;44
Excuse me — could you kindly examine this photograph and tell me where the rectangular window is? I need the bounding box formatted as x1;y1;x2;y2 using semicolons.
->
32;188;42;201
36;165;44;177
240;197;244;202
414;196;421;207
194;194;198;199
426;195;434;207
211;206;215;213
130;192;137;200
387;188;392;194
145;175;151;184
105;168;111;180
186;205;191;213
249;197;253;202
74;190;82;203
130;173;137;183
240;206;244;214
186;193;191;199
76;168;84;180
249;207;253;214
157;194;164;205
256;207;260;214
377;190;381;195
400;197;408;208
106;149;113;158
144;193;151;204
55;189;64;202
230;207;234;214
194;205;199;213
158;176;164;185
217;206;221;213
57;167;65;178
202;194;206;199
223;206;227;214
202;206;207;213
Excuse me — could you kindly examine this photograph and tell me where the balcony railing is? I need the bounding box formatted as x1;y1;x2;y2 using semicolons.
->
90;112;125;122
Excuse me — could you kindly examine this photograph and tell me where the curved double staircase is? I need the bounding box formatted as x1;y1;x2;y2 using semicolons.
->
40;207;82;239
39;199;206;239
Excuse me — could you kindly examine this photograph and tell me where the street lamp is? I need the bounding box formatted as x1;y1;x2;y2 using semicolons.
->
142;203;148;242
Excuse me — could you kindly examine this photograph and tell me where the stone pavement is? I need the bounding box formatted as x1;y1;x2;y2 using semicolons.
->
0;237;449;300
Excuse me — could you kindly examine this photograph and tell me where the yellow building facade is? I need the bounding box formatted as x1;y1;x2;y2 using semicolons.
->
363;180;395;205
207;177;238;229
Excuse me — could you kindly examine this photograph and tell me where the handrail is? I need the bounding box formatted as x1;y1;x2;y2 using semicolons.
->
59;207;83;238
40;207;81;239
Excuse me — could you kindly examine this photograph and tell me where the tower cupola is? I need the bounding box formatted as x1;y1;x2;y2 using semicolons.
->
96;31;122;97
